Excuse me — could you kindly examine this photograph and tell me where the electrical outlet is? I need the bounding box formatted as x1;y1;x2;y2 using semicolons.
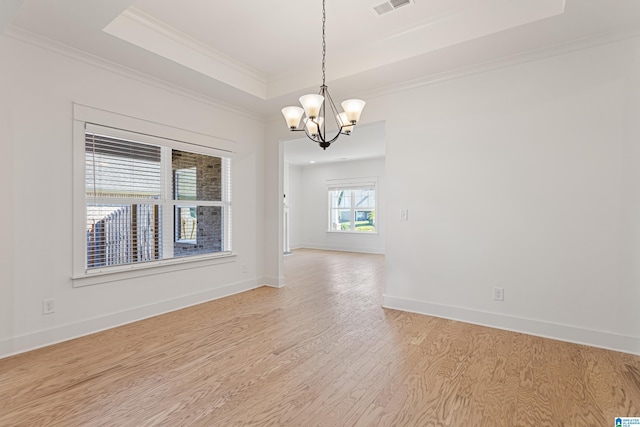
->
400;210;409;221
493;287;504;301
42;299;55;315
242;263;248;273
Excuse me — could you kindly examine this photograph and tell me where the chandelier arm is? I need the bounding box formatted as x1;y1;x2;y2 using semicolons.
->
311;116;327;144
317;126;326;143
318;97;326;141
305;117;323;143
324;86;338;112
324;86;352;137
324;87;342;126
317;124;354;141
324;131;342;146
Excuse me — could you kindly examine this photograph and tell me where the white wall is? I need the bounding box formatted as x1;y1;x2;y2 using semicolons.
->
266;36;640;354
295;158;386;254
378;38;640;354
0;34;266;357
284;164;304;249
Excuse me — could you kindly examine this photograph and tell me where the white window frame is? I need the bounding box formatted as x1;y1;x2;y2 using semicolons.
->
72;104;236;286
326;177;378;234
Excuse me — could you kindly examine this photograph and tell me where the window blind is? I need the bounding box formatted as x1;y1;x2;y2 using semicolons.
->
85;132;163;269
86;132;162;200
84;124;232;271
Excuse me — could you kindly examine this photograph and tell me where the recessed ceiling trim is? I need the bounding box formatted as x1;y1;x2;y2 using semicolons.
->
4;26;264;121
103;7;268;100
270;0;566;100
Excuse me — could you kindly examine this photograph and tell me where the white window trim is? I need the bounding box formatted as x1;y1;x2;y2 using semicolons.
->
71;252;237;287
326;176;378;235
72;104;237;287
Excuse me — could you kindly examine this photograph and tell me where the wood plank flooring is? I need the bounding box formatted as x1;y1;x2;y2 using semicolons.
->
1;249;639;426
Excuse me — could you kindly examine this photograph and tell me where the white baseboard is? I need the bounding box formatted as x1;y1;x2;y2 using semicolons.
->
300;243;385;255
0;279;262;360
261;276;285;288
383;295;640;356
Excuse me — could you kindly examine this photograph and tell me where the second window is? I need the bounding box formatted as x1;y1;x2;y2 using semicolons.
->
328;185;376;233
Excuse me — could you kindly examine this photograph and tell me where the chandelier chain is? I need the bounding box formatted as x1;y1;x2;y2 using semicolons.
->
321;0;326;86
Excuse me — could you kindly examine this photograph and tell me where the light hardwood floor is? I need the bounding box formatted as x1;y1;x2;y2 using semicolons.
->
1;249;639;426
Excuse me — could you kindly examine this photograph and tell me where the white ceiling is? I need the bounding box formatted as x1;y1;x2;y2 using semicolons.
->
104;0;566;100
4;0;640;119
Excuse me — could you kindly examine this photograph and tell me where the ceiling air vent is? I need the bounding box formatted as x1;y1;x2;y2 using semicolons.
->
390;0;412;8
374;0;413;15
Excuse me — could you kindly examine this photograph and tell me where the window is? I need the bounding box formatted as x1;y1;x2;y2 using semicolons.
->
84;125;231;271
328;184;376;233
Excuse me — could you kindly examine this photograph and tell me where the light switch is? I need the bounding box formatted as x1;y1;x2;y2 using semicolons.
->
400;210;409;221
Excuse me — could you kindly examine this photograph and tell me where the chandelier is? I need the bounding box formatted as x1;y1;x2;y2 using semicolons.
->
281;0;366;150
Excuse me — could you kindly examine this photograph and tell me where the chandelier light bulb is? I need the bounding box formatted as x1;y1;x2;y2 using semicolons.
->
305;117;324;136
299;94;324;119
341;99;366;124
281;106;305;130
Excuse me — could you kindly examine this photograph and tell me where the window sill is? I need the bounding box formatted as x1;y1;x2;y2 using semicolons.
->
72;252;237;287
326;231;379;236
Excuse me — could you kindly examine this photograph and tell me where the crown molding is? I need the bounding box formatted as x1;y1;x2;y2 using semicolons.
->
104;8;267;99
124;7;267;86
7;22;640;125
3;26;265;122
363;27;640;101
266;27;640;123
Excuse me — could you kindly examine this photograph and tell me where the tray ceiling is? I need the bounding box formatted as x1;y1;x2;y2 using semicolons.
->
4;0;640;116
